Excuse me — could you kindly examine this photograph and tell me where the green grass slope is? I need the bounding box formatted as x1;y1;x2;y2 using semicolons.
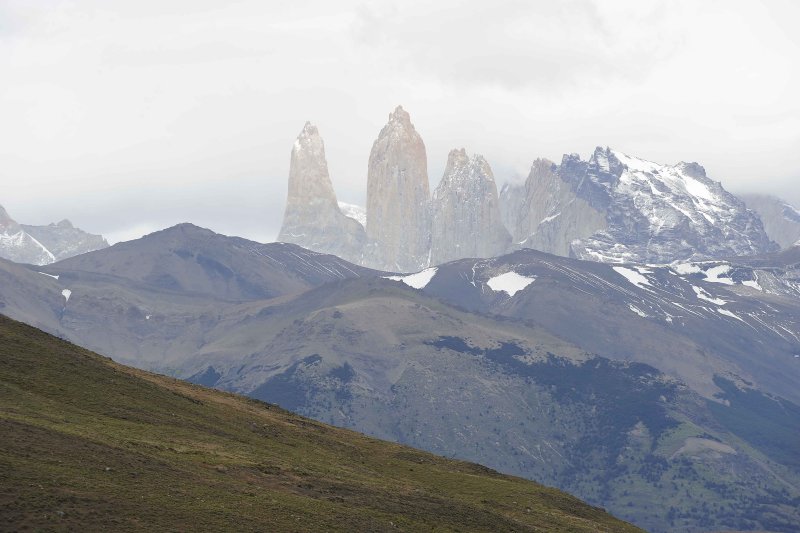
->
0;315;640;532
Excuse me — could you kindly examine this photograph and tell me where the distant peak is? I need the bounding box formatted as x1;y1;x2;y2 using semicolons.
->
0;204;17;228
447;147;468;162
594;146;613;155
388;105;411;125
56;219;73;229
298;121;319;139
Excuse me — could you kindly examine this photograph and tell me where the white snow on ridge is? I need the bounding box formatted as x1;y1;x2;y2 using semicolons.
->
692;286;726;306
487;271;536;296
61;289;72;302
38;271;60;280
628;304;648;318
338;202;367;228
673;263;702;275
703;264;734;285
540;212;561;224
384;267;438;289
742;279;763;291
683;175;715;202
718;308;744;321
613;266;651;289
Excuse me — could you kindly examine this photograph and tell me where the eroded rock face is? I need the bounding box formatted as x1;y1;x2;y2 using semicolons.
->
740;194;800;249
364;106;431;272
431;149;511;264
278;122;365;264
502;158;606;257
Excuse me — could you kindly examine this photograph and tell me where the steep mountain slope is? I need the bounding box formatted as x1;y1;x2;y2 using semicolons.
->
0;205;107;265
2;226;799;531
0;315;639;532
500;148;776;263
741;194;800;249
0;205;55;265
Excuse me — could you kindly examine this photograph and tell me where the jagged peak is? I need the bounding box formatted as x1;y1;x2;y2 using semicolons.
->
293;121;324;155
529;158;557;175
300;121;317;136
0;205;18;229
389;105;411;124
446;147;469;167
435;150;497;199
676;161;707;179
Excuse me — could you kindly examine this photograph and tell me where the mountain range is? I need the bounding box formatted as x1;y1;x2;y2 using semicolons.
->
277;106;786;272
3;105;800;532
0;204;108;265
1;223;798;532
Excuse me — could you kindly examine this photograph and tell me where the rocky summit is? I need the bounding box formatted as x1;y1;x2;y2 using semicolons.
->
364;106;431;272
430;149;510;264
0;205;107;265
277;122;365;264
501;147;777;263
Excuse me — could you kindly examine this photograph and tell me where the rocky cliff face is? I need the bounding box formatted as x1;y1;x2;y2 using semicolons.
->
364;106;431;272
740;194;800;249
501;158;606;257
22;219;108;262
0;205;107;265
430;149;510;264
503;148;777;263
277;122;365;264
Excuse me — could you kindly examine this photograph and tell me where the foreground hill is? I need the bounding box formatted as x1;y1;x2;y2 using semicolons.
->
0;315;639;532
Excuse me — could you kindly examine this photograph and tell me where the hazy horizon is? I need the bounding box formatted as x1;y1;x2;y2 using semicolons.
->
2;0;799;244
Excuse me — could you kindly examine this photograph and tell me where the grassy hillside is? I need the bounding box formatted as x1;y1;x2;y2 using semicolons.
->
0;315;640;532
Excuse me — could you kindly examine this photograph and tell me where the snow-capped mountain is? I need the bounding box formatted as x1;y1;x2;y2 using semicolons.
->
0;205;108;265
500;147;777;264
281;107;781;270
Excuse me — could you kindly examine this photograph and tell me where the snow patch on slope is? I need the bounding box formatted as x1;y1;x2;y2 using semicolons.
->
384;267;438;289
486;272;536;296
613;266;651;289
703;264;734;285
692;286;726;306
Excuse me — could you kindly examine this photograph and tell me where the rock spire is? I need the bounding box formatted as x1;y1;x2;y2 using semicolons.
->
431;149;510;264
364;106;431;272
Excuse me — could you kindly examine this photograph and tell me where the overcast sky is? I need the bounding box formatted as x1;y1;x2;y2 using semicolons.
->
2;0;799;244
